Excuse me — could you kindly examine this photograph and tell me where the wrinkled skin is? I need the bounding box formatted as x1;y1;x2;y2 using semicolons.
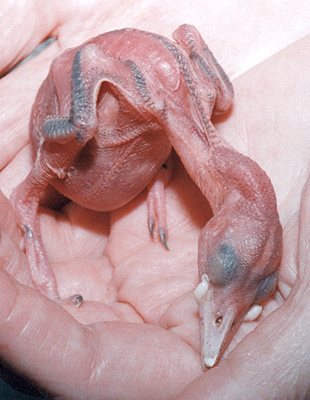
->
0;1;310;399
11;22;282;369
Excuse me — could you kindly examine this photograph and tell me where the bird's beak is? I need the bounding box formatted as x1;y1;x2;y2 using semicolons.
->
195;275;239;369
198;298;236;368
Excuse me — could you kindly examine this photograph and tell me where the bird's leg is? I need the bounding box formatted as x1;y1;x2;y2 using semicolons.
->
147;154;173;249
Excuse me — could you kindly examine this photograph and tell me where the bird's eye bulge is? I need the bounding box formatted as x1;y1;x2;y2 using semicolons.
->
207;243;240;286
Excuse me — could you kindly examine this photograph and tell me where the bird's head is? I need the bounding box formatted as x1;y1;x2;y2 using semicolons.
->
195;207;282;368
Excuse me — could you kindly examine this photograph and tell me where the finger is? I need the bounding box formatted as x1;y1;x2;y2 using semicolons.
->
0;191;20;240
0;268;201;399
0;190;35;285
0;44;59;172
0;1;60;75
296;164;310;287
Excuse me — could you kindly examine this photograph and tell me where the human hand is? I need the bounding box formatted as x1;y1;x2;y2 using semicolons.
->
0;1;310;399
176;34;310;399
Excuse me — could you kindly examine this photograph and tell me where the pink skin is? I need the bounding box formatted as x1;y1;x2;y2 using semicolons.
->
12;24;281;369
0;2;309;397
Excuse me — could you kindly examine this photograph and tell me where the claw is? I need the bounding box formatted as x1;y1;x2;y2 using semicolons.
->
71;294;84;307
148;217;154;238
60;294;84;307
21;224;34;238
148;218;169;250
159;229;169;250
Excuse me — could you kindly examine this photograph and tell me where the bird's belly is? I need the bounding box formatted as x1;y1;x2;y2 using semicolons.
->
52;136;172;211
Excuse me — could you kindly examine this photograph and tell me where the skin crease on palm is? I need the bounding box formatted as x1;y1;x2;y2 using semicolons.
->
0;1;309;399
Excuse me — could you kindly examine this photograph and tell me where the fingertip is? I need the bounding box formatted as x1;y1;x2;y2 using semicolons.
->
0;268;19;322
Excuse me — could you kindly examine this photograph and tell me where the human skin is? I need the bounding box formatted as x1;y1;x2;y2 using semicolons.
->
0;1;310;399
